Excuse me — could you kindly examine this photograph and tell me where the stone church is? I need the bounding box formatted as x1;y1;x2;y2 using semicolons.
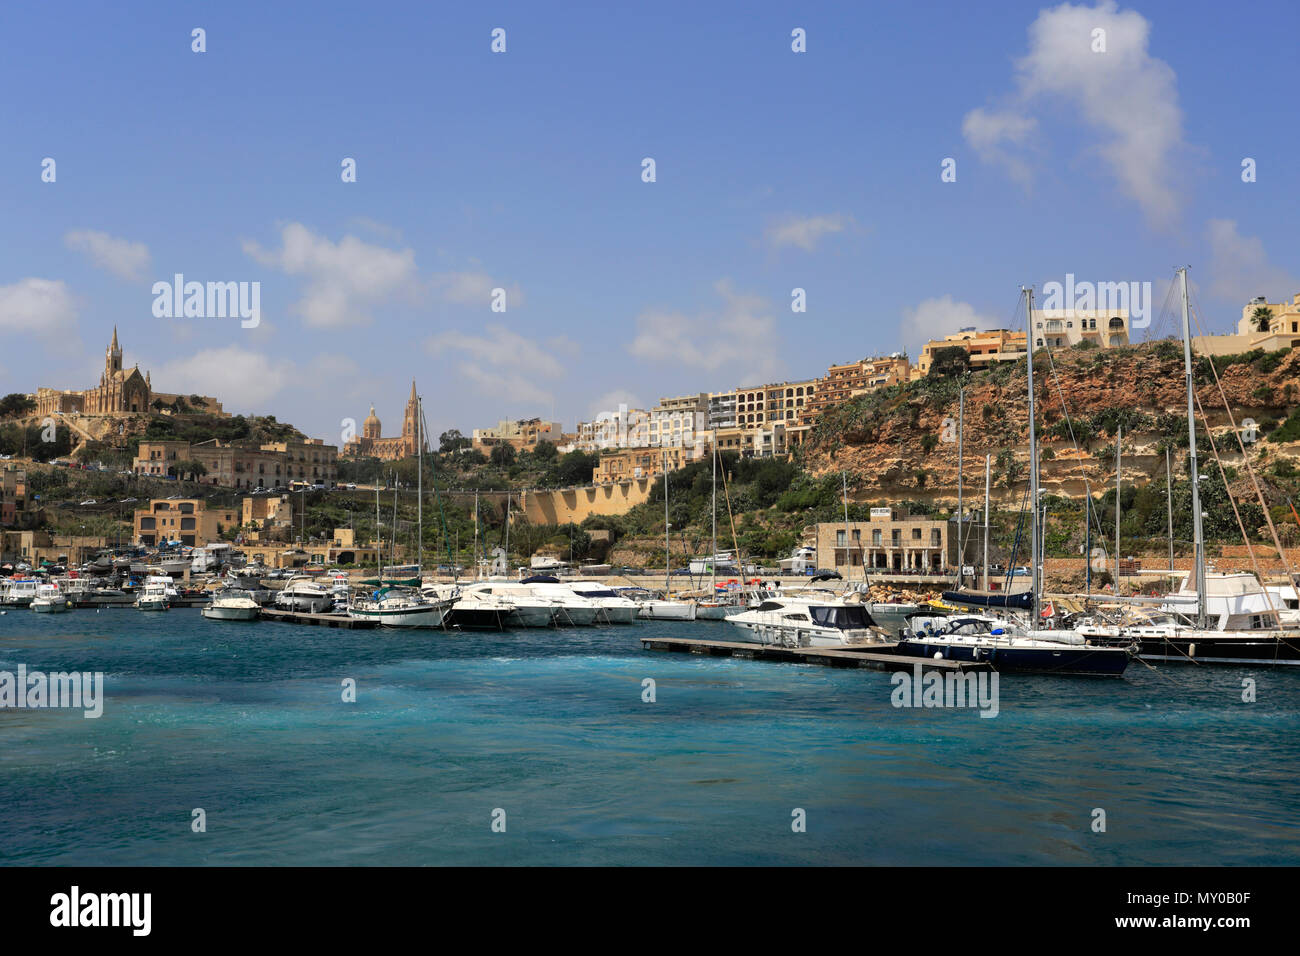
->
343;381;426;460
32;328;222;418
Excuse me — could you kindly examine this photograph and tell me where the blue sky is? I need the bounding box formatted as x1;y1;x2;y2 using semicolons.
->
1;0;1296;445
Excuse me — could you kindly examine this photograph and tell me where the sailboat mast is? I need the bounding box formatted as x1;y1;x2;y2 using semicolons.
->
417;394;423;578
842;471;852;585
1166;446;1174;573
504;492;511;577
375;482;380;572
982;453;990;592
711;437;717;597
1114;426;1122;594
1178;266;1207;627
663;451;670;595
473;490;479;580
956;387;964;587
1023;286;1041;625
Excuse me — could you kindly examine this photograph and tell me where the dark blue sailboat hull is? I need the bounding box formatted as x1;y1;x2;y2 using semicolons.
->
896;640;1131;676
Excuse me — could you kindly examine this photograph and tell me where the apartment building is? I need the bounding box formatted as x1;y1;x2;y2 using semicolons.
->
471;417;562;452
807;355;907;419
241;493;295;534
592;445;702;484
916;329;1027;376
1;466;34;529
1029;311;1129;350
575;405;650;452
1191;293;1300;356
707;390;738;430
134;438;338;490
134;498;239;548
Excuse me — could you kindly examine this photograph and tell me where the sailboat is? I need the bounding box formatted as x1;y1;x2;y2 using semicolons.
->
1076;268;1300;664
634;451;697;621
895;286;1135;675
697;442;742;620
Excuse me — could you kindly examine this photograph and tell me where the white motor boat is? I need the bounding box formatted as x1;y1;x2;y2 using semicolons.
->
135;577;171;611
541;581;639;624
348;585;455;628
201;588;261;621
446;588;520;630
635;597;697;621
456;582;557;627
31;583;71;613
0;578;40;607
274;575;334;613
727;595;882;647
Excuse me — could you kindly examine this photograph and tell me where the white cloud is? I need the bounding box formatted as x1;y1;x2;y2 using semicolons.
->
961;108;1038;185
764;213;851;251
430;271;524;309
628;279;781;380
899;296;999;351
152;346;299;409
0;278;78;338
425;324;573;407
588;389;645;418
64;230;151;280
963;1;1187;228
243;223;420;328
1205;220;1300;305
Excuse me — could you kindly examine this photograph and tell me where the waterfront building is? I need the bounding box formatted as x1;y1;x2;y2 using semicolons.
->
342;382;424;460
815;508;951;574
134;498;239;548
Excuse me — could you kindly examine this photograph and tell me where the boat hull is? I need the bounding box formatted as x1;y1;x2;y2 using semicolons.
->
201;605;260;621
448;606;515;630
31;600;70;614
897;639;1131;675
348;603;450;628
637;601;696;621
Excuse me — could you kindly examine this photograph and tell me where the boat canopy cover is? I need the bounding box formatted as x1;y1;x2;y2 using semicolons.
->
520;574;560;584
810;605;875;629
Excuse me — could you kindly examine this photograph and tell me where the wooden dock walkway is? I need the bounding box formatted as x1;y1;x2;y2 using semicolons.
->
640;635;992;672
260;608;378;629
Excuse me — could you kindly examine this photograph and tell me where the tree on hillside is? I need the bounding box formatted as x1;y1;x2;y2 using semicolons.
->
439;429;471;453
174;459;208;481
928;346;971;378
0;393;36;419
489;443;516;467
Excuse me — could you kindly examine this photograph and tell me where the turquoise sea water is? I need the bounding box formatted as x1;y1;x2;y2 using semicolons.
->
0;608;1297;866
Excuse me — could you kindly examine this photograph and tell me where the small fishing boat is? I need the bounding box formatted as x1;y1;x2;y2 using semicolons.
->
31;583;71;613
135;577;171;611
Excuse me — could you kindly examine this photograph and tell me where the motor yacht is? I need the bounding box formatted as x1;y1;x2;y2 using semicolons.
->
727;594;882;647
348;585;455;628
201;588;262;622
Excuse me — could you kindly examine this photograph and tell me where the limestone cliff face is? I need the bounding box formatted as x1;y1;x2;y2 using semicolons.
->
802;343;1300;506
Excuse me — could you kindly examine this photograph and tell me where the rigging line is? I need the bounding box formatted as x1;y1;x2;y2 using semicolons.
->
1188;297;1300;612
1040;335;1110;547
1191;387;1272;615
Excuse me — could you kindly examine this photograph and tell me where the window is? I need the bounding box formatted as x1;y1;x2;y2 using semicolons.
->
912;528;921;539
872;529;881;547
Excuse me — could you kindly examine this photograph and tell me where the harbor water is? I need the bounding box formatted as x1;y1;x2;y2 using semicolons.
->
1;609;1297;865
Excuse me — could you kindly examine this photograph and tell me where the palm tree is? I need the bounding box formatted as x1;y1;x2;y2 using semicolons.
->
1253;305;1274;333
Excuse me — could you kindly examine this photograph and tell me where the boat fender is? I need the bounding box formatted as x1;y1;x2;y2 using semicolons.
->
933;651;943;660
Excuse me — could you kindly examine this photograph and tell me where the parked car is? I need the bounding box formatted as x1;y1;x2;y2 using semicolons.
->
79;499;97;506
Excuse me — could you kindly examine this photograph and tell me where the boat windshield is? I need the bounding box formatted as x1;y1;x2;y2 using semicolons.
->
809;605;874;629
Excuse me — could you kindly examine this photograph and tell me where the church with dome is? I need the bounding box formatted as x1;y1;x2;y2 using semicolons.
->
342;381;425;460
